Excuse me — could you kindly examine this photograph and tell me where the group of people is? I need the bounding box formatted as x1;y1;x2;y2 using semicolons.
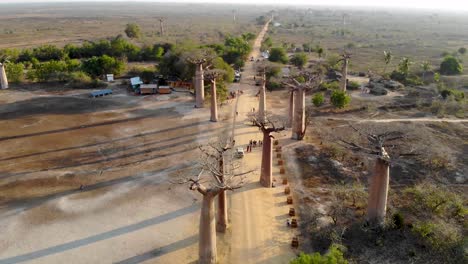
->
246;139;263;152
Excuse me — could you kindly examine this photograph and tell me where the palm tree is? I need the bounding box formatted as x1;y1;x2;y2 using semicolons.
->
420;61;431;81
383;50;392;75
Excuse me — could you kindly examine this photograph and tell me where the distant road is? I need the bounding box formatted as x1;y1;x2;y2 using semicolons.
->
323;117;468;123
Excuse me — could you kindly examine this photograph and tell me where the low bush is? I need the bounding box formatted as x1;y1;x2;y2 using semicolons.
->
330;90;350;109
312;93;324;107
290;244;348;264
319;81;340;91
346;80;360;90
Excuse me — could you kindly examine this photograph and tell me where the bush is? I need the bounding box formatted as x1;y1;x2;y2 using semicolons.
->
412;220;462;251
440;89;465;101
268;47;288;64
319;81;340;91
5;63;24;83
312;93;324;107
392;212;404;229
124;23;141;39
330;90;350;109
346;81;360;90
266;81;281;91
28;60;68;82
440;56;463;75
290;244;348;264
290;52;308;69
81;55;125;77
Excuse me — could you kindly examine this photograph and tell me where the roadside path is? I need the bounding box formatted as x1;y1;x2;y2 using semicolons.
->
323;117;468;123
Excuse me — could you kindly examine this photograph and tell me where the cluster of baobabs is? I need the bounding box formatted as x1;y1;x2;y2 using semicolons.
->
181;50;411;264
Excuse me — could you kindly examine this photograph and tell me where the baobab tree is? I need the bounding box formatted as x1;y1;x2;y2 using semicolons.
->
158;17;165;36
0;56;9;89
283;70;323;140
186;50;216;108
178;138;248;263
250;112;285;187
204;69;226;122
383;50;393;75
336;123;416;225
338;52;351;92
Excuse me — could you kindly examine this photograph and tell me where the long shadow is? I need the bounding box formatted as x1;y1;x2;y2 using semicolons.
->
0;205;199;264
1;162;196;215
0;120;208;161
0;96;139;121
115;235;198;264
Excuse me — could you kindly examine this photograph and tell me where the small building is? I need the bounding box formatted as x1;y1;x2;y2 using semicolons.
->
140;84;158;95
158;85;172;94
130;77;143;92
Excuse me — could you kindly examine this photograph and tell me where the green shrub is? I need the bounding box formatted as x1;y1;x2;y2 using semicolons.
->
392;212;404;229
266;81;281;91
290;244;348;264
312;93;324;107
290;52;308;69
82;55;125;77
440;89;465;101
330;90;350;109
27;60;68;82
440;56;463;75
320;81;340;91
412;220;462;251
346;81;360;90
124;23;141;39
268;47;288;64
5;63;24;83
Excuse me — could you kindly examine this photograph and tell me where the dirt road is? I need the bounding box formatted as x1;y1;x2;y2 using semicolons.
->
323;117;468;123
225;21;296;264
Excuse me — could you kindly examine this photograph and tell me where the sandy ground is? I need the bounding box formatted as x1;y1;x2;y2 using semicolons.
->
0;20;296;264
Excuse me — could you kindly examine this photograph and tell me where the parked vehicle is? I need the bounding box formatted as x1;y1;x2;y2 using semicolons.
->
236;147;245;158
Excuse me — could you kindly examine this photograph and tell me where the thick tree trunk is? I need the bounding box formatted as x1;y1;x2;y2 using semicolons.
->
260;131;272;187
216;156;227;232
292;88;305;140
288;91;294;128
367;157;390;225
258;78;266;123
0;64;8;89
341;59;348;92
210;80;218;122
199;191;218;264
195;64;205;108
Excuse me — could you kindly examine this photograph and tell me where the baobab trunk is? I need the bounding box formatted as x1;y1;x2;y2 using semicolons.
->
292;88;305;140
288;91;294;128
259;132;273;187
340;58;348;92
258;78;266;123
199;189;218;264
216;156;227;232
0;63;8;89
195;64;205;108
367;156;390;225
210;80;218;122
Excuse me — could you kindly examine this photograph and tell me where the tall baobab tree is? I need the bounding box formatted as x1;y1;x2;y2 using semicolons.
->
0;56;9;89
383;50;393;75
336;124;416;225
178;138;248;263
283;70;322;140
250;112;285;187
338;52;351;92
158;17;165;36
186;50;216;108
204;70;226;122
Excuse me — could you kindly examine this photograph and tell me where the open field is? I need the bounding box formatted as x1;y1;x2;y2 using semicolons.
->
268;8;468;74
0;2;267;49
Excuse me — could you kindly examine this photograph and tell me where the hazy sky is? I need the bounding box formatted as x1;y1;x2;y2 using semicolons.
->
1;0;467;12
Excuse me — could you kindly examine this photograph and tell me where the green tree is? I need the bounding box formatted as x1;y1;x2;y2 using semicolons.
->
312;93;324;107
124;23;141;39
420;61;431;80
383;50;393;74
316;45;324;59
440;56;463;75
398;57;412;77
82;55;125;77
268;47;288;64
330;90;350;109
290;52;308;69
458;47;466;55
28;60;67;82
5;62;24;83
